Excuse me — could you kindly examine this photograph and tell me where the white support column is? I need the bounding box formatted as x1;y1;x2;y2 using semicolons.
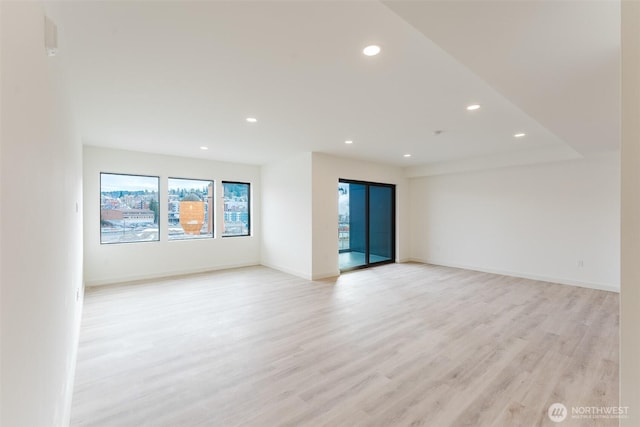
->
621;1;640;425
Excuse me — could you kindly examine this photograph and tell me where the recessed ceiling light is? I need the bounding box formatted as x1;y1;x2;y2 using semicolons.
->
345;140;353;144
466;104;481;111
514;133;526;138
246;117;257;123
200;146;209;150
363;45;381;56
403;154;412;158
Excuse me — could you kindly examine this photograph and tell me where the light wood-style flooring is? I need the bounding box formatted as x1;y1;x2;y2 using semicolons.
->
71;263;619;427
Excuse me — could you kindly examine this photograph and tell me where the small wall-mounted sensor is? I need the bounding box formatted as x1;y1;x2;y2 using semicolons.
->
45;16;58;57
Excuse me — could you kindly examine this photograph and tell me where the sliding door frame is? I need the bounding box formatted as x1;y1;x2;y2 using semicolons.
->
339;179;396;272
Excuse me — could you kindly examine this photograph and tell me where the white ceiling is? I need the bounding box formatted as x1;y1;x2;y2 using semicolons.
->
384;0;621;155
47;1;620;168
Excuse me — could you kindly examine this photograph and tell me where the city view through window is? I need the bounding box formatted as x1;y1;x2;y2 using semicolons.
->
100;173;160;244
168;178;214;240
338;182;350;250
223;182;250;237
101;174;251;243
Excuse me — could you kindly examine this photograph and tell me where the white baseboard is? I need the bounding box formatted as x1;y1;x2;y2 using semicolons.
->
409;258;620;293
86;262;338;286
87;259;618;293
259;262;313;281
84;262;261;287
312;271;340;281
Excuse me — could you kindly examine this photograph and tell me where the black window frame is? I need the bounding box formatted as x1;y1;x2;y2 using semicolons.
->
338;178;396;271
167;177;215;241
222;181;251;237
99;172;160;245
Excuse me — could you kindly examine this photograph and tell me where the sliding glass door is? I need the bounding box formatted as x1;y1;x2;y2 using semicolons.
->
338;179;395;271
369;185;394;263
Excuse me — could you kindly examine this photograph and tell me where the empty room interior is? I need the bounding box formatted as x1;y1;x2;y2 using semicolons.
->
2;1;640;427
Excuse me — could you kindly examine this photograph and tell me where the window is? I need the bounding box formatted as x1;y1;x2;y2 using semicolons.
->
222;182;250;237
168;178;214;240
100;173;160;244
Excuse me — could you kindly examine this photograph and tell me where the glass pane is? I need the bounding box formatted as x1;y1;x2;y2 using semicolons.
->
100;173;159;244
369;185;393;263
338;183;350;251
338;182;367;270
222;182;250;236
168;178;214;240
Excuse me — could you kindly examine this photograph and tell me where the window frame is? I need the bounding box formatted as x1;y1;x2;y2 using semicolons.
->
338;178;396;271
222;181;251;238
167;177;215;241
99;172;160;245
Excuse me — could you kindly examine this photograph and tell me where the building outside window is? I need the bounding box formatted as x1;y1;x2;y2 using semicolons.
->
222;182;250;237
100;173;160;244
168;178;214;240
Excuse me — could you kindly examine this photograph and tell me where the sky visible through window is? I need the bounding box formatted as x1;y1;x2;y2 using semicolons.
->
168;178;214;240
223;182;250;237
100;175;252;243
100;173;159;244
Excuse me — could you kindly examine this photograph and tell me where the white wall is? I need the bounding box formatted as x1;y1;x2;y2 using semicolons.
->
261;152;409;280
1;3;84;425
621;0;640;422
410;152;620;291
84;146;260;286
311;153;410;279
260;153;313;279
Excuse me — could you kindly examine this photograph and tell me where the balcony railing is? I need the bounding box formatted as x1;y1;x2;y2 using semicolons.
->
338;221;349;250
